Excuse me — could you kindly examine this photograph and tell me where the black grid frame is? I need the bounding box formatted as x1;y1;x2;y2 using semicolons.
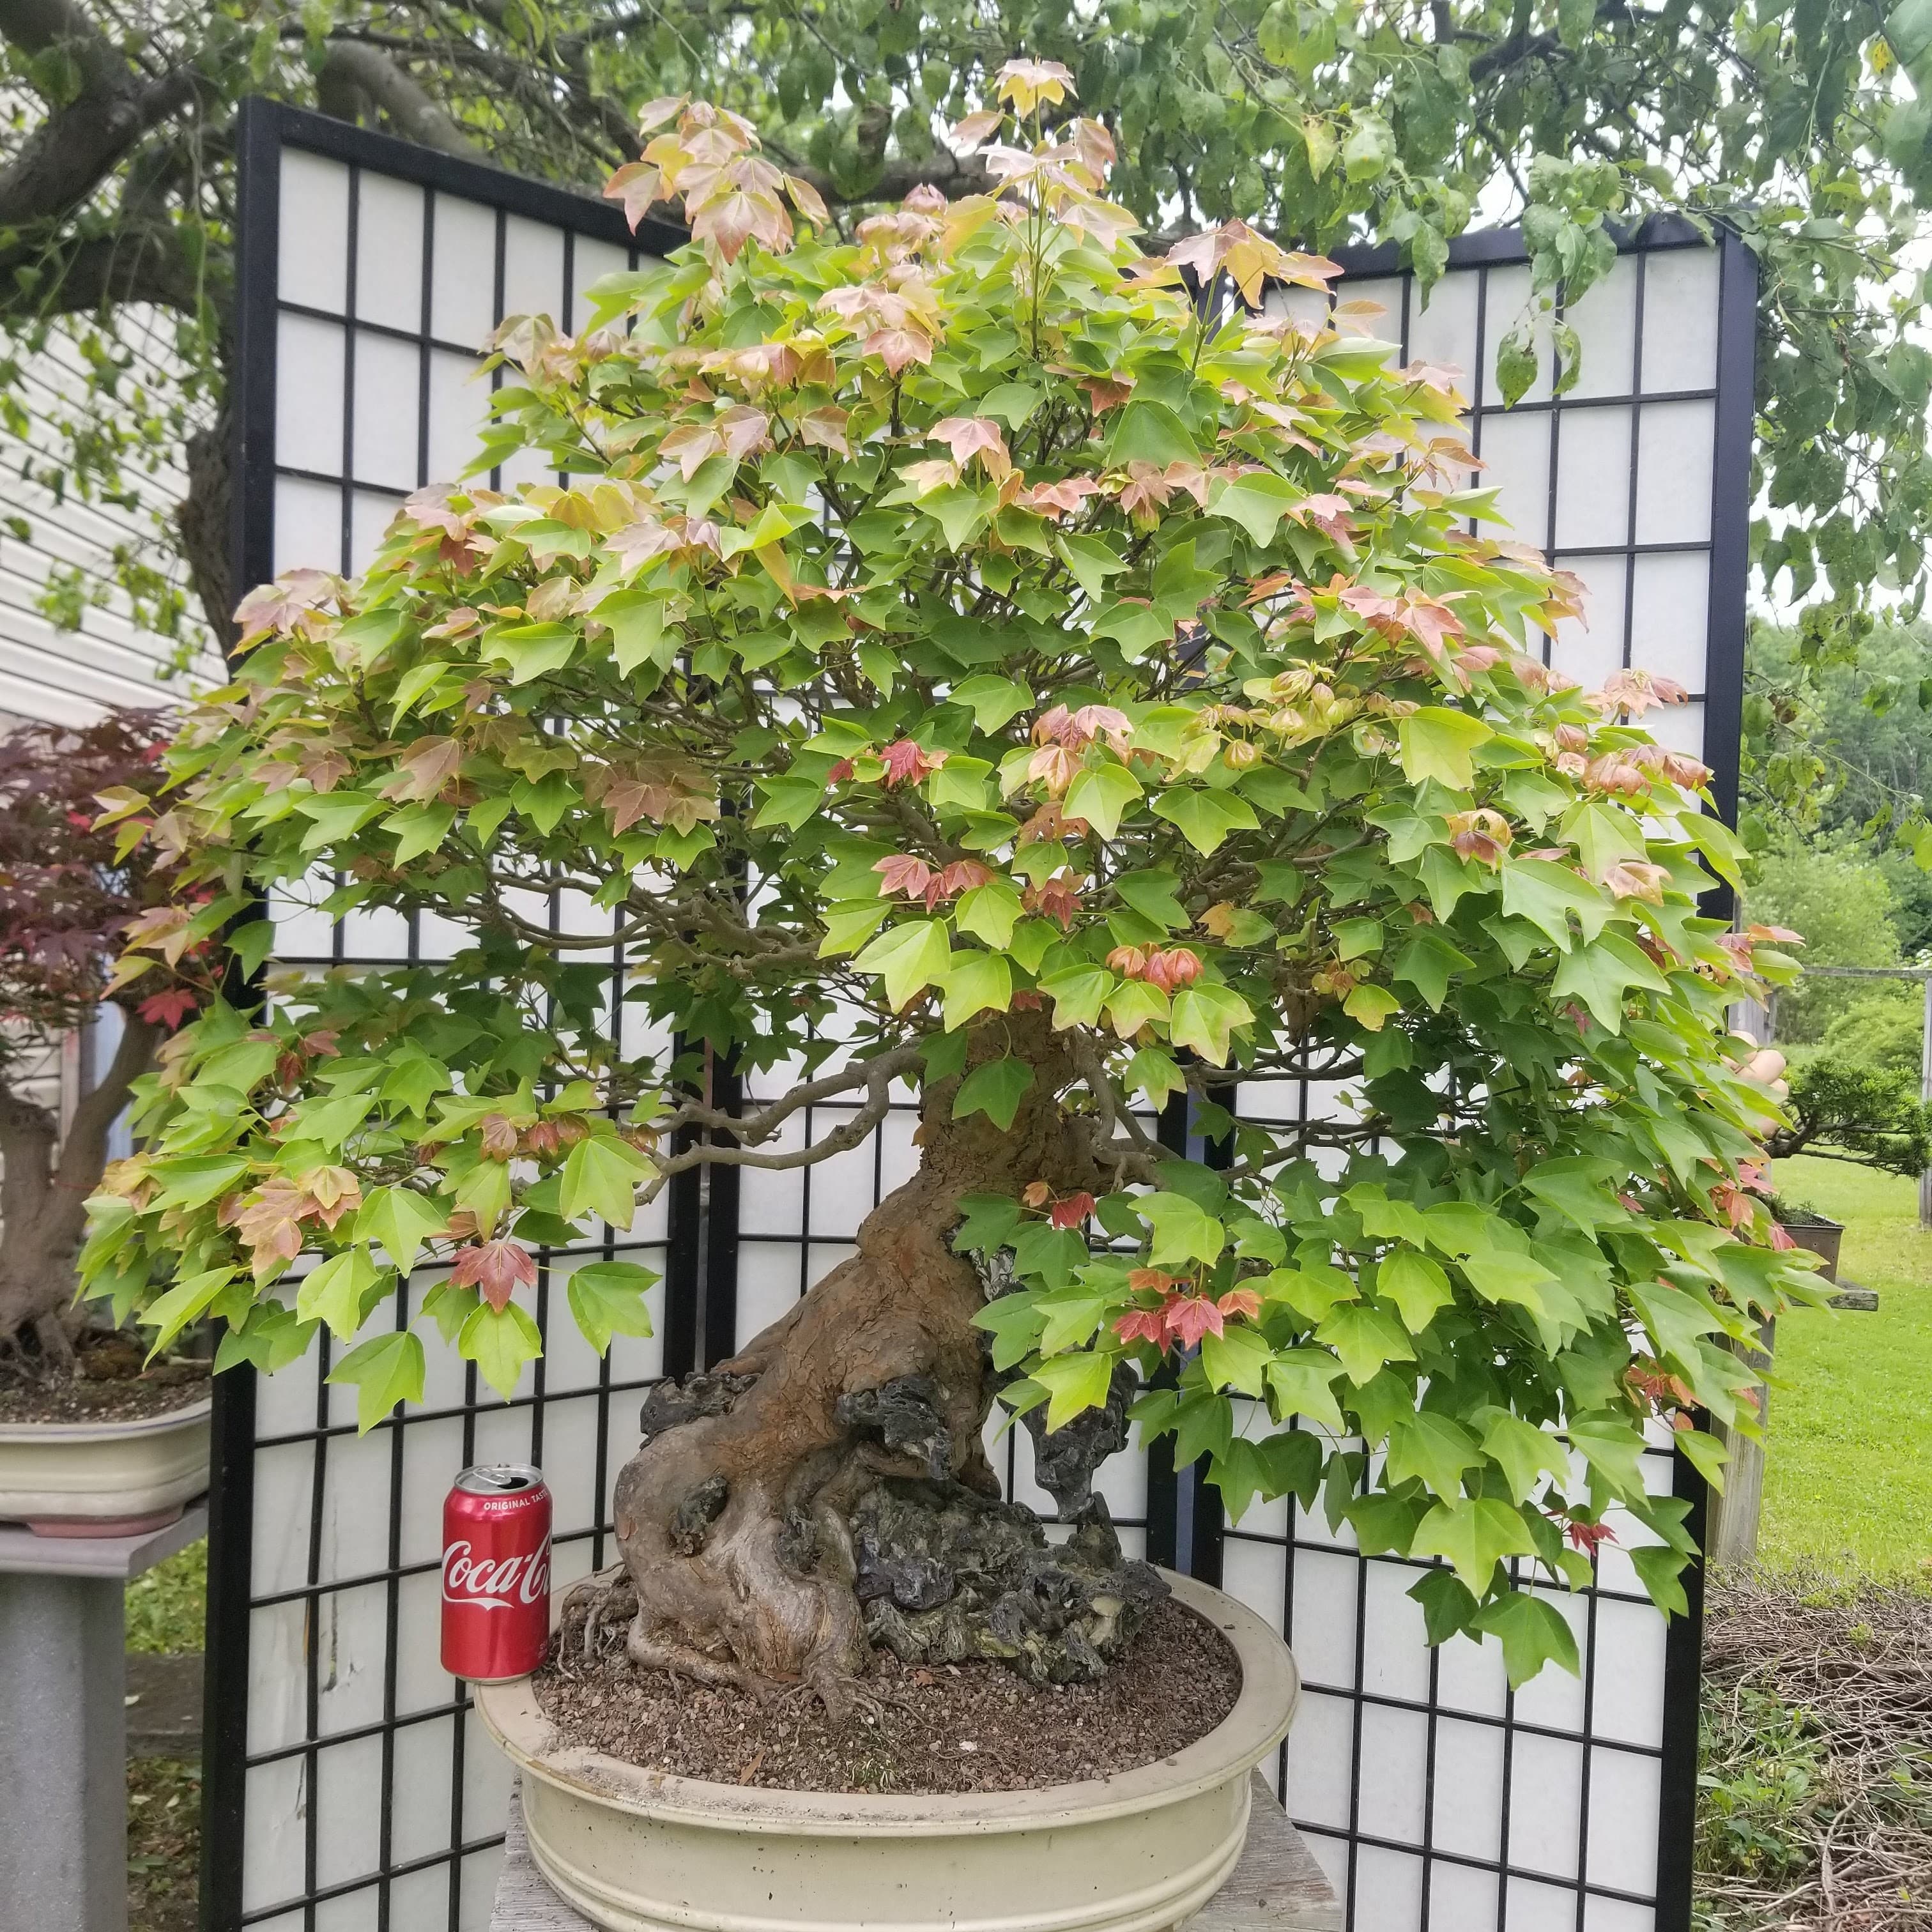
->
208;109;1752;1932
208;101;688;1932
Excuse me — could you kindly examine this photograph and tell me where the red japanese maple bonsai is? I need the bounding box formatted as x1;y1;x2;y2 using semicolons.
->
0;711;208;1368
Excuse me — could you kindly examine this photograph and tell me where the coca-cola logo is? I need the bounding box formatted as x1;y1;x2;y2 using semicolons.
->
442;1538;550;1610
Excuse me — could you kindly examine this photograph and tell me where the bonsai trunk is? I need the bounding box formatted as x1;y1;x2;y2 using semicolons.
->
599;1015;1155;1713
0;1015;162;1365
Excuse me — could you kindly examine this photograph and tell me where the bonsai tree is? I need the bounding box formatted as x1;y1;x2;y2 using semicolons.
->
0;710;208;1367
1766;1057;1932;1181
84;75;1816;1703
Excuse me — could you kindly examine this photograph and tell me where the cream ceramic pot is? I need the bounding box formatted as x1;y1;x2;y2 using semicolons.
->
0;1396;212;1532
477;1568;1299;1932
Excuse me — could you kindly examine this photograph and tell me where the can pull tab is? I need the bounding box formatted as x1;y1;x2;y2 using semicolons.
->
474;1468;532;1492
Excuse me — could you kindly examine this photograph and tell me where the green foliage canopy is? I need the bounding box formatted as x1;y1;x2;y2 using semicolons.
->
82;81;1816;1681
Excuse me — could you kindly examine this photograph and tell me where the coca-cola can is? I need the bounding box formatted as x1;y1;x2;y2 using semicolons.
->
441;1464;551;1683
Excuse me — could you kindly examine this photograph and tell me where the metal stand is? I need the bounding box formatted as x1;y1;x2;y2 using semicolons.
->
0;1506;208;1932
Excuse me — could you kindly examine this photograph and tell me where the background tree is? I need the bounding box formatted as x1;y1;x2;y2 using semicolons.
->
1744;836;1916;1043
85;86;1813;1701
3;1;1930;681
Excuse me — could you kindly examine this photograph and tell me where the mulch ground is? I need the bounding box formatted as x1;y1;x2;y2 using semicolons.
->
0;1332;208;1424
1697;1579;1932;1930
534;1595;1241;1794
128;1756;199;1932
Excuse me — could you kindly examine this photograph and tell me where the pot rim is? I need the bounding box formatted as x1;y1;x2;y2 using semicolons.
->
477;1568;1298;1837
0;1393;213;1444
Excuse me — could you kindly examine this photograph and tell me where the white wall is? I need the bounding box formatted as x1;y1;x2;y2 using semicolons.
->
0;310;224;726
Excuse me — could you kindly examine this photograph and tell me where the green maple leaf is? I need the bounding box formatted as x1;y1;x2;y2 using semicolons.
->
1376;1248;1455;1332
1151;787;1261;855
942;949;1013;1029
1170;983;1253;1062
295;1247;390;1341
459;1299;544;1400
1397;709;1493;790
1031;1349;1115;1429
1139;1191;1226;1268
356;1186;449;1277
1472;1588;1582;1688
1264;1349;1348;1432
1063;760;1143;838
952;1055;1034;1130
1479;1410;1573;1505
1410;1496;1539;1593
854;918;953;1009
1315;1301;1416;1385
326;1330;427;1432
564;1260;658;1353
558;1133;651;1230
1200;1323;1271;1397
1385;1412;1482;1499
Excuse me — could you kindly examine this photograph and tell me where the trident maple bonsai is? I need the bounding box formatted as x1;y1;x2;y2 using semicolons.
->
0;710;210;1366
85;72;1813;1701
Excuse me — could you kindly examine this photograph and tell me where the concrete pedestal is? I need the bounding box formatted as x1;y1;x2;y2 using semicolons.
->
0;1506;207;1932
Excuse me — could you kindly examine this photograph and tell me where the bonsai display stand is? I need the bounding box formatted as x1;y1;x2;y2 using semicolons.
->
490;1768;1343;1932
0;1504;208;1932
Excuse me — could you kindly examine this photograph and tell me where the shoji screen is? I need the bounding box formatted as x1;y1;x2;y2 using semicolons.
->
208;103;684;1932
1227;222;1754;1932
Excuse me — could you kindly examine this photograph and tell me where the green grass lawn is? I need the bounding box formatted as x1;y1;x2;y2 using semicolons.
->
125;1540;206;1654
1758;1154;1932;1584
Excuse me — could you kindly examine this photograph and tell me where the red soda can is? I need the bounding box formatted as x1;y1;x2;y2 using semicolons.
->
441;1464;552;1683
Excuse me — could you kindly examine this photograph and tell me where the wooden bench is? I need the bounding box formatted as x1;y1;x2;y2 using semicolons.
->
491;1770;1342;1931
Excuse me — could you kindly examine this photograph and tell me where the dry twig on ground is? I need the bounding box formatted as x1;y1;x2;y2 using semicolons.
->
1697;1579;1932;1930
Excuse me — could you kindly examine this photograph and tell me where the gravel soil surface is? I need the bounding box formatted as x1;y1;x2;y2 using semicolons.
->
533;1595;1241;1794
0;1333;208;1424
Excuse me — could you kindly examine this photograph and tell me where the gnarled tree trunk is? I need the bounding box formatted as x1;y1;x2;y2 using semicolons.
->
595;1016;1162;1711
0;1014;162;1364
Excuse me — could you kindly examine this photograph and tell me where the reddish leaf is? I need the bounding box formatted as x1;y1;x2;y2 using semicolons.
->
381;737;464;804
879;740;944;787
875;853;939;905
1564;1518;1618;1555
1163;1293;1224;1347
1114;1308;1169;1347
1048;1192;1097;1231
1141;947;1202;993
449;1239;539;1313
137;987;199;1028
930;417;1012;482
1023;873;1082;930
935;860;994;898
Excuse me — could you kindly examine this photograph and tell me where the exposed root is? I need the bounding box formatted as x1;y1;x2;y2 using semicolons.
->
601;1013;1135;1712
624;1620;768;1697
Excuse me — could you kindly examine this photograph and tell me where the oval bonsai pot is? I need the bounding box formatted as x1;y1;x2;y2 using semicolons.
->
477;1568;1299;1932
0;1397;212;1536
1779;1213;1844;1282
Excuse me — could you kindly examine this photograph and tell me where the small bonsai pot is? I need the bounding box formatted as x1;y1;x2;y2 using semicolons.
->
1778;1213;1844;1283
0;1397;213;1537
477;1568;1300;1932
